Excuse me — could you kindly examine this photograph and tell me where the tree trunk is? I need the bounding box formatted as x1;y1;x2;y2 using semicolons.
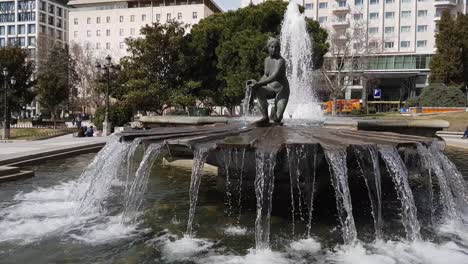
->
332;96;337;116
51;110;56;129
361;80;368;109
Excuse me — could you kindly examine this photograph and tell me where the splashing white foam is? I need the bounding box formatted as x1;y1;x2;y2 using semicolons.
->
289;238;321;253
161;235;214;262
199;249;291;264
224;225;248;236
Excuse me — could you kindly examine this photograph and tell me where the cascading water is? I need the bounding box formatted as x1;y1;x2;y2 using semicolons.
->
416;143;459;222
223;149;234;217
121;143;163;224
354;145;383;240
254;151;277;250
286;145;307;236
74;136;131;215
125;138;143;193
378;145;421;241
280;2;322;120
324;148;357;244
186;144;214;236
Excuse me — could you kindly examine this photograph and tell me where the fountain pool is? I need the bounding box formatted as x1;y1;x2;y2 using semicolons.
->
0;145;468;264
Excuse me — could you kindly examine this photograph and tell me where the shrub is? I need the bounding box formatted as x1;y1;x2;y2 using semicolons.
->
405;97;419;107
418;83;466;107
93;103;133;131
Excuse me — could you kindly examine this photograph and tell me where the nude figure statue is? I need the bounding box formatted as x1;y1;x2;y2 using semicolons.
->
247;37;290;124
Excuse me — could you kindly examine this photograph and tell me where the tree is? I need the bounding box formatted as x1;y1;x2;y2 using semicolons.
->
0;46;35;134
119;21;196;114
37;44;75;123
458;14;468;90
418;83;466;107
320;16;377;116
430;10;464;85
190;1;328;110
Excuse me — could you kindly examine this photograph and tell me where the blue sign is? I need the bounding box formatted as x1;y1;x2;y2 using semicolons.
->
373;89;381;99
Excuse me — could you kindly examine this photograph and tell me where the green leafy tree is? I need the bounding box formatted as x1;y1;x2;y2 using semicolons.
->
0;46;35;130
430;11;463;85
119;22;196;114
458;14;468;89
418;83;466;107
37;44;75;123
190;1;329;110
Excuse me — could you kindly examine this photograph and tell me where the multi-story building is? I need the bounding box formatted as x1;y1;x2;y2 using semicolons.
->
68;0;222;60
242;0;467;103
0;0;69;117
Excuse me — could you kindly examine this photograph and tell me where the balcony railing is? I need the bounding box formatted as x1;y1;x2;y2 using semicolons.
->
433;0;457;7
332;4;350;13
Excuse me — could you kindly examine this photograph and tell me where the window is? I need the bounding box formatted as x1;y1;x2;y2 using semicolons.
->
119;16;124;22
8;37;16;45
401;41;410;48
119;29;124;36
86;43;91;50
370;0;379;4
96;43;100;49
353;13;363;20
305;3;313;9
369;41;379;49
74;18;78;25
130;15;135;22
167;13;171;21
57;7;62;17
338;1;347;7
96;30;101;36
48;4;54;14
0;27;5;35
337;14;346;22
142;14;146;21
318;16;327;23
401;11;411;18
417;25;427;32
130;28;135;35
417;40;427;47
106;42;110;49
40;25;46;33
7;25;15;35
385;27;394;34
87;17;91;24
48;16;54;26
28;36;36;46
368;27;379;34
156;14;160;22
18;37;25;47
369;12;379;20
48;28;54;37
106;29;110;36
401;0;411;3
193;12;198;19
106;16;110;23
384;42;394;48
73;31;78;38
18;25;25;35
355;0;363;5
96;17;101;24
401;26;411;32
386;0;394;3
417;10;427;17
319;2;328;8
385;12;395;19
178;13;182;20
0;38;5;47
86;30;91;37
119;42;124;49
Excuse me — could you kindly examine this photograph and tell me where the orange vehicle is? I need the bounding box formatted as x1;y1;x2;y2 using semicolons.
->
322;99;361;114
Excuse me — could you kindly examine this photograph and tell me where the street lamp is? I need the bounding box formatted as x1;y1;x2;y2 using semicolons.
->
2;67;8;140
95;55;118;136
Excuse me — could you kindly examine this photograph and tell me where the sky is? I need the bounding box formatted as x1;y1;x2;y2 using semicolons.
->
216;0;241;11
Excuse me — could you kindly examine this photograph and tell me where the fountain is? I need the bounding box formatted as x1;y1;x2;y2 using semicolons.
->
1;2;468;263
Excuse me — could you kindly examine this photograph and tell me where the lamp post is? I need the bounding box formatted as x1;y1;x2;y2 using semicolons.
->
95;55;117;136
2;67;8;140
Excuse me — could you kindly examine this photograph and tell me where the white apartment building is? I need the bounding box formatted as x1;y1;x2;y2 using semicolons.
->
242;0;468;102
0;0;68;117
68;0;222;60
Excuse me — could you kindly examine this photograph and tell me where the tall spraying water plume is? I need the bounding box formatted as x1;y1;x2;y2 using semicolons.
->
280;2;322;120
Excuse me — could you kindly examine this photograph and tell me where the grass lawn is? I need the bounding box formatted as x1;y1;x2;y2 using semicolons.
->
10;128;76;140
362;112;468;132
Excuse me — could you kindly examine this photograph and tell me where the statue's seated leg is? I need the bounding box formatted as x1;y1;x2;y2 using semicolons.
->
255;87;270;123
273;91;289;123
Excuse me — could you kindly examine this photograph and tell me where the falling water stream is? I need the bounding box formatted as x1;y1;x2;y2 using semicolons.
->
379;145;421;241
324;148;357;244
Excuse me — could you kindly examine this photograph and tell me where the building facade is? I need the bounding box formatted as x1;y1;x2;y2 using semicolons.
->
242;0;467;103
68;0;222;60
0;0;69;117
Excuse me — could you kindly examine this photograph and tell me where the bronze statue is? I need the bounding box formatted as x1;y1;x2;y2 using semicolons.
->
247;37;290;124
